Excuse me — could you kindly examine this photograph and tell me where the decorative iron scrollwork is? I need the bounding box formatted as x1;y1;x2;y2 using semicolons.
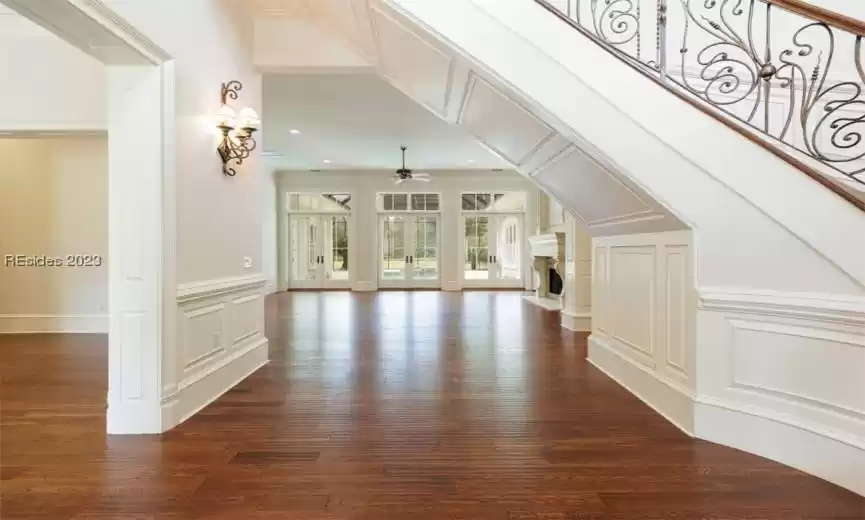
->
539;0;865;187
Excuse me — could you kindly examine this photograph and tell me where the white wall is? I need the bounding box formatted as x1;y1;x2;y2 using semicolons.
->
276;170;537;291
561;215;592;331
104;0;262;285
0;137;108;333
0;9;105;131
255;18;371;73
99;0;268;431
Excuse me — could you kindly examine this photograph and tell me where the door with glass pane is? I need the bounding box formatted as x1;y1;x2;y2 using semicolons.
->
379;214;440;288
462;214;523;287
288;214;351;289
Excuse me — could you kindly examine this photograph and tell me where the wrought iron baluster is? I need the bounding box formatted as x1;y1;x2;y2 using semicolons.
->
658;0;668;81
763;3;773;133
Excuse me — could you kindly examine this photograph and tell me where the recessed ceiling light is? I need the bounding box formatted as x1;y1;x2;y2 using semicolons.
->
467;159;475;164
323;159;332;164
289;129;300;135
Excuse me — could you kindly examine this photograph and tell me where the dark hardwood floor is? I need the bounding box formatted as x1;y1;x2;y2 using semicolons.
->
1;291;863;519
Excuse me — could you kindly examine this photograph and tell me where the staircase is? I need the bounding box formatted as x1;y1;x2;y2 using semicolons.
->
373;0;865;495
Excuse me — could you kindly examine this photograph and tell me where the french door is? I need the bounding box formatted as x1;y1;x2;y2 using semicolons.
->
288;214;351;289
379;214;440;288
461;214;524;287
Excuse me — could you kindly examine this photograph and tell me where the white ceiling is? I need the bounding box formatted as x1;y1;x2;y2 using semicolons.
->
261;73;513;171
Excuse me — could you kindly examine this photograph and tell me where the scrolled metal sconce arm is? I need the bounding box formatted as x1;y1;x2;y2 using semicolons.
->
216;80;260;177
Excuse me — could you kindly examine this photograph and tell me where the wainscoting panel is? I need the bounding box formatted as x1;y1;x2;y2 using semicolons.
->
609;245;655;367
590;231;695;433
167;274;269;429
696;289;865;494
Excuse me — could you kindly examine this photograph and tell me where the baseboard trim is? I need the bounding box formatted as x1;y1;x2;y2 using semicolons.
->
589;334;694;435
695;397;865;496
163;336;269;430
0;314;108;334
354;281;377;292
561;310;591;331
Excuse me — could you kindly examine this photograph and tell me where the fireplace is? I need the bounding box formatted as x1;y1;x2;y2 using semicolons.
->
525;232;566;310
549;268;563;296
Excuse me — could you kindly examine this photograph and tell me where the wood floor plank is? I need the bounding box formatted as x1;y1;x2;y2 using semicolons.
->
2;291;863;519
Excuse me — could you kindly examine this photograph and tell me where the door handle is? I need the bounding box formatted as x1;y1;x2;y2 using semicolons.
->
409;256;413;264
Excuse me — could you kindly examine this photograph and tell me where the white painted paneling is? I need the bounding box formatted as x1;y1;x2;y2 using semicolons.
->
609;246;655;364
458;75;554;165
590;231;695;432
532;146;654;227
173;275;268;425
697;289;865;495
183;304;225;369
232;294;261;345
593;247;609;334
664;247;688;378
372;8;453;117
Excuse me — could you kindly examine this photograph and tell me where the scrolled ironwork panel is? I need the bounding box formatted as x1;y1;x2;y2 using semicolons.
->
536;0;865;187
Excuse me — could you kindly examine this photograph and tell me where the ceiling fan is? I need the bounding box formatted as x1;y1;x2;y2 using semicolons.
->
392;145;431;184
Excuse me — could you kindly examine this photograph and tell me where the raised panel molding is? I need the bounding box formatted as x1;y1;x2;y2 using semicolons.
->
697;287;865;494
531;146;656;228
232;294;261;345
458;73;555;166
182;303;226;371
370;7;454;118
590;232;695;435
664;246;688;377
176;274;267;395
593;247;609;334
728;317;865;420
609;245;656;366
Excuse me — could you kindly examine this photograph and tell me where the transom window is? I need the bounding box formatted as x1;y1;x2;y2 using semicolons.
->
287;193;351;213
378;192;441;212
461;191;526;212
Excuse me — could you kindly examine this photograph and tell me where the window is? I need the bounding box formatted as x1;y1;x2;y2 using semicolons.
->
378;192;440;212
461;192;526;212
287;193;352;212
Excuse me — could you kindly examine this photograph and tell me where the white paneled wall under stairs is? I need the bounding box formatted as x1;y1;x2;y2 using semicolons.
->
366;0;865;495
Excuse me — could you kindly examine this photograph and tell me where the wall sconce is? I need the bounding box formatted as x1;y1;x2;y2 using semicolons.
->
216;80;260;176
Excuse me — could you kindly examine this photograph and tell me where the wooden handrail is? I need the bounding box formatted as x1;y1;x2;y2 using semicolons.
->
766;0;865;36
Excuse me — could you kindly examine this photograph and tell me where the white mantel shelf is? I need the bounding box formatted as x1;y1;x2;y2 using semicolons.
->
528;233;559;258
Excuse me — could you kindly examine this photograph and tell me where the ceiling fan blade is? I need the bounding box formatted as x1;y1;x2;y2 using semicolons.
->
394;177;405;185
415;177;431;182
413;173;431;178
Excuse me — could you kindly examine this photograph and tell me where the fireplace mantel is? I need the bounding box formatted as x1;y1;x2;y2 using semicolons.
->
525;232;566;311
528;233;560;258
